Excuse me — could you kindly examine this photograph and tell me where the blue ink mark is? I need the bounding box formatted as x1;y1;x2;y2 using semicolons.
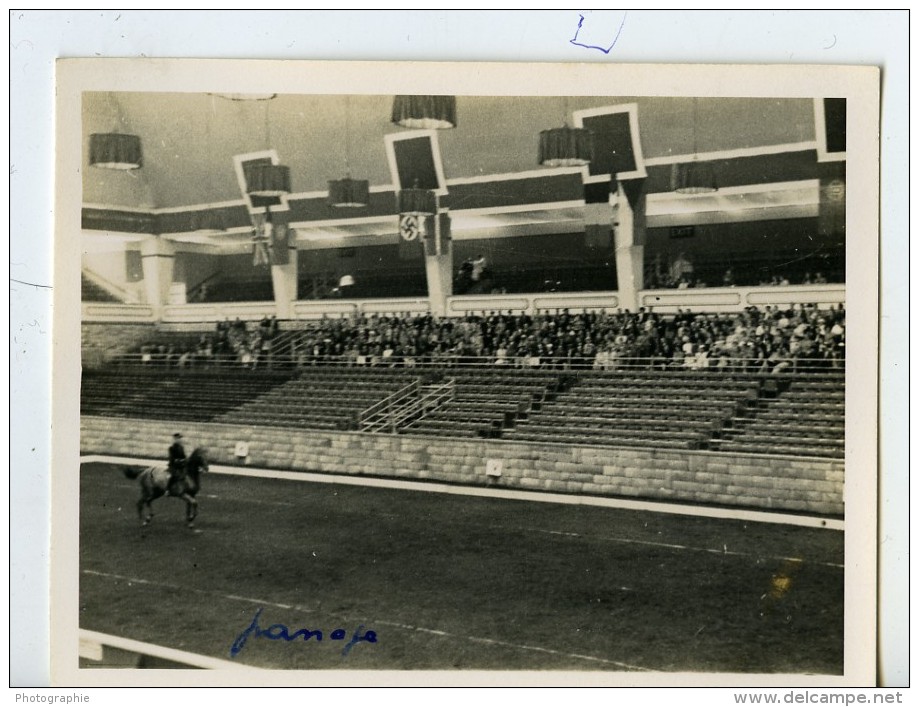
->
230;607;378;658
570;12;627;55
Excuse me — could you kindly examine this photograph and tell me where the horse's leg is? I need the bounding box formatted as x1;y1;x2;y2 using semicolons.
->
140;495;155;526
141;486;163;526
182;493;198;528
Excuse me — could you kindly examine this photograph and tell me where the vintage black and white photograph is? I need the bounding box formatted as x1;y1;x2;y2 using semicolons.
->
51;58;879;686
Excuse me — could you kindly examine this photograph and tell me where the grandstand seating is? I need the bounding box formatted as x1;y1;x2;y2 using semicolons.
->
400;368;561;438
475;264;617;295
298;268;428;300
83;351;845;460
504;370;759;450
82;275;121;303
80;370;294;422
644;248;845;289
717;373;845;458
81;309;846;460
197;279;274;302
216;368;418;430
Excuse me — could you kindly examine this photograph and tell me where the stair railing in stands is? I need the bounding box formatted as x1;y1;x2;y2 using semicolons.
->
358;380;421;433
417;379;456;416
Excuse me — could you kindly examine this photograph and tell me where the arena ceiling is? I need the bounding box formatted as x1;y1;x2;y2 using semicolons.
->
81;93;832;251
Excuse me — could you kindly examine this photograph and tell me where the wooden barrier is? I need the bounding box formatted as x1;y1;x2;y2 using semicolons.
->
79;629;262;670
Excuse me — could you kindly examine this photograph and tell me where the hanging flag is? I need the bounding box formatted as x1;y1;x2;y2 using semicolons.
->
251;211;271;267
584;182;612;251
424;212;451;257
399;213;423;242
818;162;846;237
270;221;290;265
398;213;424;260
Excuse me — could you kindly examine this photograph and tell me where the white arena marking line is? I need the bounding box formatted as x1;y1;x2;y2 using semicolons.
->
369;618;649;671
511;526;845;569
218;497;297;507
83;568;182;589
84;569;314;615
84;454;844;531
82;568;650;671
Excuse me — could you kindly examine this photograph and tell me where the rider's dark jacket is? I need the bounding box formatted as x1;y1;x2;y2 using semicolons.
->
168;441;186;472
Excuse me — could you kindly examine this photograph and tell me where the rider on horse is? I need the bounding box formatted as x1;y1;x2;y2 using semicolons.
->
168;433;187;495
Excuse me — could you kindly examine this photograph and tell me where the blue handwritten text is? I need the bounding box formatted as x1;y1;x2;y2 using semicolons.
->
230;607;378;658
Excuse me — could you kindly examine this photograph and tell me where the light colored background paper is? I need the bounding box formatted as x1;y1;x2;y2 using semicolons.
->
11;9;908;691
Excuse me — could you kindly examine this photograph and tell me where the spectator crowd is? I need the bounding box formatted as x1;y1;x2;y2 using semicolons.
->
133;305;845;373
133;306;845;373
283;305;845;373
138;316;280;368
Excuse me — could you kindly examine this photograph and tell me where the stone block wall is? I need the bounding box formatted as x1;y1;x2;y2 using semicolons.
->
80;416;844;516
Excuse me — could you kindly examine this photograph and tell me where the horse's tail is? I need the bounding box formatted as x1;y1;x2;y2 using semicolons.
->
122;466;143;480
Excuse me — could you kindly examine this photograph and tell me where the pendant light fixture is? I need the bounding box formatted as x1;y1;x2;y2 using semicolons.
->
398;186;437;217
672;98;718;194
538;97;593;167
89;93;143;170
329;96;369;208
391;95;457;130
245;97;291;198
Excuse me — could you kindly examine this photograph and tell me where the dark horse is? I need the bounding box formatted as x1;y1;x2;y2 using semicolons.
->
122;448;209;527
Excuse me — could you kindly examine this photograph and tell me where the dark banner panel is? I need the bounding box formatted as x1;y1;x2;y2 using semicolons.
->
82;207;156;234
645;150;820;194
392;136;442;192
818;161;846;238
581;110;638;177
822;98;847;155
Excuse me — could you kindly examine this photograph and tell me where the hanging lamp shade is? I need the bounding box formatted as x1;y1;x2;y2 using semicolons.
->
89;133;143;170
328;177;370;208
246;163;291;197
398;188;437;216
538;126;593;167
671;161;718;195
391;95;457;129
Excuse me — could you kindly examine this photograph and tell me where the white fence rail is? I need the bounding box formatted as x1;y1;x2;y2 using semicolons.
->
81;284;846;324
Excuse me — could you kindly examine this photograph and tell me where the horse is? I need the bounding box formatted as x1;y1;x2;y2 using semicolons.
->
122;447;209;528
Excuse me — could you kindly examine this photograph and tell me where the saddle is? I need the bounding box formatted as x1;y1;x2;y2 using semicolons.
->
166;463;186;495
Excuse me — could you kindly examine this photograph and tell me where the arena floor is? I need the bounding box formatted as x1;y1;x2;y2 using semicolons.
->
79;460;844;674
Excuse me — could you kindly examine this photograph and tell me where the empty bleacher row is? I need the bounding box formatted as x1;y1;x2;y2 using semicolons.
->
505;370;760;451
400;369;560;438
82;275;121;303
215;369;418;430
718;374;845;458
80;369;294;423
82;353;845;459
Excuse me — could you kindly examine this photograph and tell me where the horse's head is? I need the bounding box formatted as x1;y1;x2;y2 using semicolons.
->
189;447;209;474
122;466;142;480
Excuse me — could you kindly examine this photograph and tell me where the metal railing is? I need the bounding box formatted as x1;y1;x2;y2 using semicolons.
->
358;379;457;434
101;351;846;377
417;379;456;415
358;380;421;433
